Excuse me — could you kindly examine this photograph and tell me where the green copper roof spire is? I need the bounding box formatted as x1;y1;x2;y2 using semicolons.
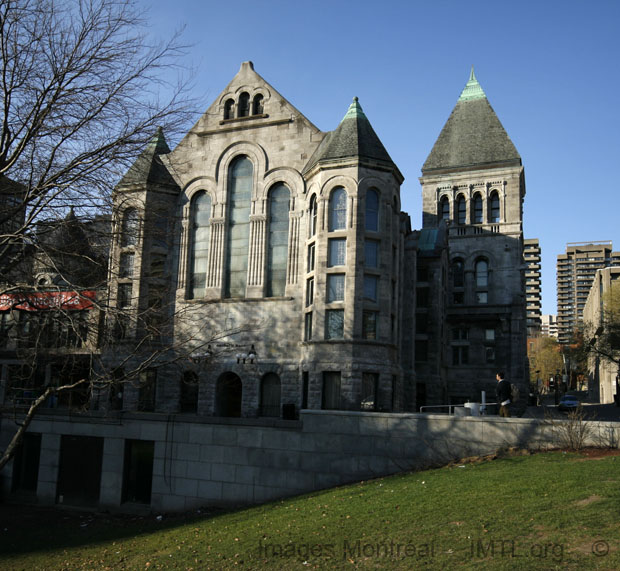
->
458;66;486;102
341;96;367;121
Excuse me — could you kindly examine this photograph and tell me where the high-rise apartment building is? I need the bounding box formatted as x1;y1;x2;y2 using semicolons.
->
556;241;620;344
540;314;558;338
523;238;542;336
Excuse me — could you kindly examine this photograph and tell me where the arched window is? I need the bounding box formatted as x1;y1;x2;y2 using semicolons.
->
365;188;379;231
180;371;198;413
252;94;264;115
215;373;242;417
440;196;450;221
489;191;500;223
238;92;250;117
472;193;483;224
260;373;281;417
309;194;317;237
475;259;489;287
189;191;211;299
328;187;347;231
121;208;139;247
452;258;464;288
224;98;235;120
266;183;290;297
456;194;466;224
224;156;253;298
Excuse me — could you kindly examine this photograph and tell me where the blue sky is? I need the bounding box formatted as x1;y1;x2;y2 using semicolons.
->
146;0;620;315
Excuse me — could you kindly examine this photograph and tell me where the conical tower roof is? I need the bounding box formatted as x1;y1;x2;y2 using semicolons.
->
304;98;401;178
422;68;521;174
117;127;177;188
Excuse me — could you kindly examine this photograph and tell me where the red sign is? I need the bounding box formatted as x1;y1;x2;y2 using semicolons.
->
0;290;96;311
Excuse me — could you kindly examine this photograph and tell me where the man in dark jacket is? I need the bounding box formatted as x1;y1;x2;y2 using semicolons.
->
496;371;511;417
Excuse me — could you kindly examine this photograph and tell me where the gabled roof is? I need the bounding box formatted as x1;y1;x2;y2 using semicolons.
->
117;128;177;189
304;97;401;178
422;68;521;174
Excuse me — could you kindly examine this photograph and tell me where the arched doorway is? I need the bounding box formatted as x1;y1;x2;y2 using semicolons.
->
216;372;242;417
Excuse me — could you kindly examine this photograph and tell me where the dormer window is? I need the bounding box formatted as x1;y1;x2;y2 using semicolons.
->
252;94;264;115
238;92;250;118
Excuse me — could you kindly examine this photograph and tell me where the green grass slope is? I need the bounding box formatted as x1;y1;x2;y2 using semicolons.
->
1;451;619;570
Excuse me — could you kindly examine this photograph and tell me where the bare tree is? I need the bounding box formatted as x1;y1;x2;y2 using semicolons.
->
0;0;200;471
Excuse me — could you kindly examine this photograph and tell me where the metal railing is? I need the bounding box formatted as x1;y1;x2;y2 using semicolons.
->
419;402;498;415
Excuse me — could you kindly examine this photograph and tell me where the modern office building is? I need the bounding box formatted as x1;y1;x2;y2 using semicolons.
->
556;241;620;344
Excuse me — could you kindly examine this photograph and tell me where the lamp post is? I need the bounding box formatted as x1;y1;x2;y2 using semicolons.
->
236;344;257;365
555;369;560;406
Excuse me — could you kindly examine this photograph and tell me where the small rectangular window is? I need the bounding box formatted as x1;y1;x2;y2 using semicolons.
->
304;312;313;341
322;372;341;410
306;277;314;307
415;340;428;362
119;252;134;278
416;313;428;334
486;346;496;364
325;309;344;339
365;240;379;268
364;275;378;302
362;310;377;340
452;328;468;341
452;345;469;365
328;238;346;267
477;291;488;304
327;274;345;302
417;287;429;308
307;243;315;272
485;328;495;341
361;372;378;411
117;283;132;308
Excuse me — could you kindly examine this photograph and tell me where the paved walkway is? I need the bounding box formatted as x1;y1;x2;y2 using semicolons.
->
522;391;620;422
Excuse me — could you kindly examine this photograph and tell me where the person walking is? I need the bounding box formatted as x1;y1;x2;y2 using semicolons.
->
496;371;511;417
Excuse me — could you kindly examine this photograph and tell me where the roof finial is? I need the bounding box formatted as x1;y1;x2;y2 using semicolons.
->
342;96;366;121
458;66;486;102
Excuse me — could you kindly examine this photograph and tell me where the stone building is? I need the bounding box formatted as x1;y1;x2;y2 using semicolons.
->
100;63;528;416
584;266;620;403
1;63;530;511
418;68;527;404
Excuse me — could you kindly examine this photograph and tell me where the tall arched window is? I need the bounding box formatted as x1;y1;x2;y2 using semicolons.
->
489;191;500;223
266;183;290;297
121;208;139;247
475;259;489;287
456;194;466;224
238;92;250;117
252;94;264;115
224;98;235;120
309;194;317;237
328;187;347;231
472;193;483;224
189;191;211;299
365;188;379;231
260;373;281;417
440;196;450;221
224;156;253;298
452;258;464;288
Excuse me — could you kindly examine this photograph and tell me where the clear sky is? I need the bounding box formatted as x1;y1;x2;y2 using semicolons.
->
145;0;620;316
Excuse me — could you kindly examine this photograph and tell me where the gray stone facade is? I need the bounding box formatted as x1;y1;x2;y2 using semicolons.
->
1;63;531;511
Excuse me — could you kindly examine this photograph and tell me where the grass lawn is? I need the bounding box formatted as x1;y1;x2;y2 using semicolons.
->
1;450;619;570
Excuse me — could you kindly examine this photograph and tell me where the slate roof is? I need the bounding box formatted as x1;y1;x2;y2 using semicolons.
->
304;98;400;176
117;127;177;188
422;69;521;174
